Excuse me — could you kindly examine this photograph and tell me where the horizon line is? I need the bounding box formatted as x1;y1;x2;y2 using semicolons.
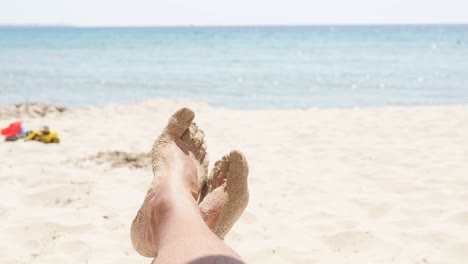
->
1;22;468;28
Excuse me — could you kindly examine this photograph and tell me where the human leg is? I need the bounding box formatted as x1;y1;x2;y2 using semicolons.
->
131;108;246;263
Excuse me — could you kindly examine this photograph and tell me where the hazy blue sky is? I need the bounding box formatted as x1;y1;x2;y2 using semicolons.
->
0;0;467;26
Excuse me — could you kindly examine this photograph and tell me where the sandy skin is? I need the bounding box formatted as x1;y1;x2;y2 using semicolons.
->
199;150;249;240
130;108;249;259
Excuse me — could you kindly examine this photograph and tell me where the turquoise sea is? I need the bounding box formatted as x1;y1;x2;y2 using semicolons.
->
0;25;467;109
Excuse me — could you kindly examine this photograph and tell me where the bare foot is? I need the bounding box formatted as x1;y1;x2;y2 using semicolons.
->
199;150;249;239
130;108;208;257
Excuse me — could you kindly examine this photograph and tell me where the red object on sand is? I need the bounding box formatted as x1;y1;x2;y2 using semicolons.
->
1;121;22;137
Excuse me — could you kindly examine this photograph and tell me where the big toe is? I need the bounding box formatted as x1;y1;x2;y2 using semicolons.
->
226;150;249;181
165;107;195;138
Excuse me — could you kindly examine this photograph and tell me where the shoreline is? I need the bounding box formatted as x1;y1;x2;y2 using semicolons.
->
2;23;468;28
1;99;467;118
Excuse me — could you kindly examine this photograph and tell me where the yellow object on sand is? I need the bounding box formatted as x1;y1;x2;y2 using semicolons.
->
25;130;60;143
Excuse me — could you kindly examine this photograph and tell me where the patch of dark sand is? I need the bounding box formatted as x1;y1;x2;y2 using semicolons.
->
0;103;67;119
70;151;151;170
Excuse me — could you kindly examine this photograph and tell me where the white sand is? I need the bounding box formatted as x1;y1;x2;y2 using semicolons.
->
1;100;467;264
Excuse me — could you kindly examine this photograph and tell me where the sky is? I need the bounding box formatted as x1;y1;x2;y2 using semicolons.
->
0;0;467;26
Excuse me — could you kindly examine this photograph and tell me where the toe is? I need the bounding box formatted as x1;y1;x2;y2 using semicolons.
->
199;141;207;154
228;150;247;168
192;129;206;146
199;142;209;171
181;121;199;141
225;150;249;189
197;129;205;140
192;130;205;148
198;147;207;163
209;155;229;189
201;150;209;168
165;108;195;138
181;127;191;143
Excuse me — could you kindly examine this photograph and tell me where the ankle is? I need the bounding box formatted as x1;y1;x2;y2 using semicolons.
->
148;183;199;221
161;160;199;201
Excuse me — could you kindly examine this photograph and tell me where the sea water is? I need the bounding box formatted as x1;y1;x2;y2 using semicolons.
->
0;25;467;109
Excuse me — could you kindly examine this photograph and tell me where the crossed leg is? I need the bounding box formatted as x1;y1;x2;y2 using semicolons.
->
131;108;247;263
146;143;244;263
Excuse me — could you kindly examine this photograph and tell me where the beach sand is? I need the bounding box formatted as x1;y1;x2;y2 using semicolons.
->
1;100;467;264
